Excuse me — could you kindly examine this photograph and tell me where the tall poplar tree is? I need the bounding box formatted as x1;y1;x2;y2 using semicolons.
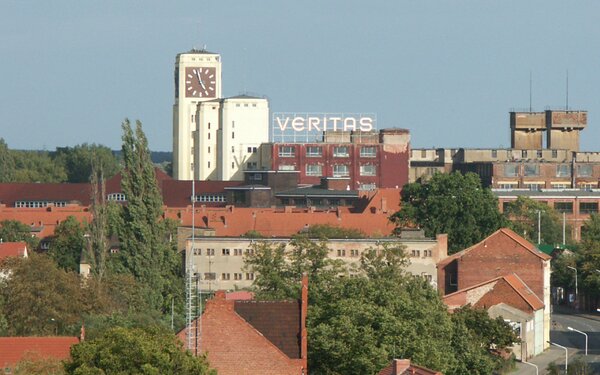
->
117;119;181;311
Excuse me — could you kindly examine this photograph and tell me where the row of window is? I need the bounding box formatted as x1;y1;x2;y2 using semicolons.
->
497;182;598;191
278;145;377;158
14;201;67;208
192;248;255;256
192;194;226;203
280;164;376;177
504;164;593;178
503;201;599;214
410;249;434;257
202;272;255;281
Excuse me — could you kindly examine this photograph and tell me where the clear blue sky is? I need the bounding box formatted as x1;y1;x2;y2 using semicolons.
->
2;1;599;151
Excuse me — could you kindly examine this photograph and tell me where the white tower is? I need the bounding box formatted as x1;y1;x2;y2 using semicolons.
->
173;49;222;180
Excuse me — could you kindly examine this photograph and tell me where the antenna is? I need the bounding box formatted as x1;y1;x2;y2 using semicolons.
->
529;70;533;113
566;69;569;111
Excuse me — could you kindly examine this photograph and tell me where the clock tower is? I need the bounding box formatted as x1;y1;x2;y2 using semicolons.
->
173;49;222;180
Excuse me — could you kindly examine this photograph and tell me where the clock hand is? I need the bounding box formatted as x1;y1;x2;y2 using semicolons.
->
195;70;206;90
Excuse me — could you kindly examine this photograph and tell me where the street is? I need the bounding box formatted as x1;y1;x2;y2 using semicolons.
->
514;306;600;374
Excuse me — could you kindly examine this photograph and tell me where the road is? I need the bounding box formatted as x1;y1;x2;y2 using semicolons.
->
514;306;600;374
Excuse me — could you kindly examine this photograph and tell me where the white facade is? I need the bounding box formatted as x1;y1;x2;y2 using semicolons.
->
185;236;448;292
173;50;270;181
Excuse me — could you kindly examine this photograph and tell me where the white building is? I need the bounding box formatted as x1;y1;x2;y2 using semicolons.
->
172;49;269;180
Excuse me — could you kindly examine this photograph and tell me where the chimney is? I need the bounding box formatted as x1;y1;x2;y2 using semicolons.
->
381;196;387;213
392;359;411;375
436;234;448;260
215;290;226;300
300;274;309;373
80;323;85;342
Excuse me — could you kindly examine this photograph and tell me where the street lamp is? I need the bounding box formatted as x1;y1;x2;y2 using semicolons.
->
567;326;588;355
521;360;538;375
567;266;578;308
548;341;568;374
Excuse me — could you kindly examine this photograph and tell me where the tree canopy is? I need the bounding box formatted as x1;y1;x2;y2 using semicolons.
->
244;238;517;374
504;196;566;246
64;327;215;375
390;172;507;253
0;219;39;249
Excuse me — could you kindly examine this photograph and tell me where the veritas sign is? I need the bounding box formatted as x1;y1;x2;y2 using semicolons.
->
271;113;377;142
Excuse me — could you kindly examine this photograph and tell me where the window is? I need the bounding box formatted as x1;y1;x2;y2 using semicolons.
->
278;165;296;171
279;146;295;157
525;183;542;191
221;273;231;280
107;193;126;202
234;273;243;280
359;183;377;191
425;250;433;257
551;183;569;189
411;249;421;257
232;132;235;139
498;183;517;189
423;274;433;282
333;146;349;157
208;161;211;168
232;146;235;153
554;202;573;214
306;164;322;176
580;202;598;214
306;146;322;157
234;248;243;256
244;248;255;256
208;133;210;140
351;249;359;257
207;248;215;256
360;164;376;176
193;248;201;255
504;164;518;177
552;149;558;158
491;149;497;158
360;146;377;157
208;146;210;153
222;248;230;255
337;249;346;257
579;183;596;191
194;194;226;203
556;164;571;177
578;165;593;177
249;173;262;181
247;162;257;170
521;150;528;158
333;164;349;177
208;122;211;130
449;273;458;286
252;147;257;153
204;272;216;280
524;164;539;176
231;162;235;169
537;150;543;158
421;149;427;158
246;273;255;280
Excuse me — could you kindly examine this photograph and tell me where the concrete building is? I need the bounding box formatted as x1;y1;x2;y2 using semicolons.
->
172;49;270;181
184;231;448;292
269;128;410;190
437;228;551;351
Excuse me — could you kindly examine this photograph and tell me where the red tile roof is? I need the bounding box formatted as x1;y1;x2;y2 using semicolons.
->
0;242;28;261
379;359;443;375
0;206;91;239
442;273;544;312
225;291;255;300
0;336;79;369
437;228;551;267
177;292;306;375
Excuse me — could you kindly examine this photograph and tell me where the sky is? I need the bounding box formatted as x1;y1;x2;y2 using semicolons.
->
1;1;600;152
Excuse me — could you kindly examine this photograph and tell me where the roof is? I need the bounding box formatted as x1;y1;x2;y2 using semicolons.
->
0;206;92;239
226;94;265;100
225;291;254;300
161;180;243;207
178;48;219;56
442;273;544;312
0;242;27;261
437;228;551;267
234;300;301;359
0;183;91;206
0;336;79;368
379;359;443;375
177;292;305;375
275;187;359;198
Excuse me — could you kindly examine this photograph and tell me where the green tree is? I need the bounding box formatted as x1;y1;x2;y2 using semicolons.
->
390;172;507;254
0;253;82;335
115;119;182;312
504;196;565;245
301;224;366;239
12;150;67;183
13;355;66;375
581;213;600;243
0;138;16;182
64;327;215;375
50;216;86;272
0;219;39;249
54;143;120;183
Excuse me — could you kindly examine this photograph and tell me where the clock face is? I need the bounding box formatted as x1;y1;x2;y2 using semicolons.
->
185;67;217;98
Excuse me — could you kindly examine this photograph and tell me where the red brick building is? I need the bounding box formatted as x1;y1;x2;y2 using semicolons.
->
379;359;443;375
437;228;551;350
177;278;308;375
269;129;410;190
0;336;79;372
